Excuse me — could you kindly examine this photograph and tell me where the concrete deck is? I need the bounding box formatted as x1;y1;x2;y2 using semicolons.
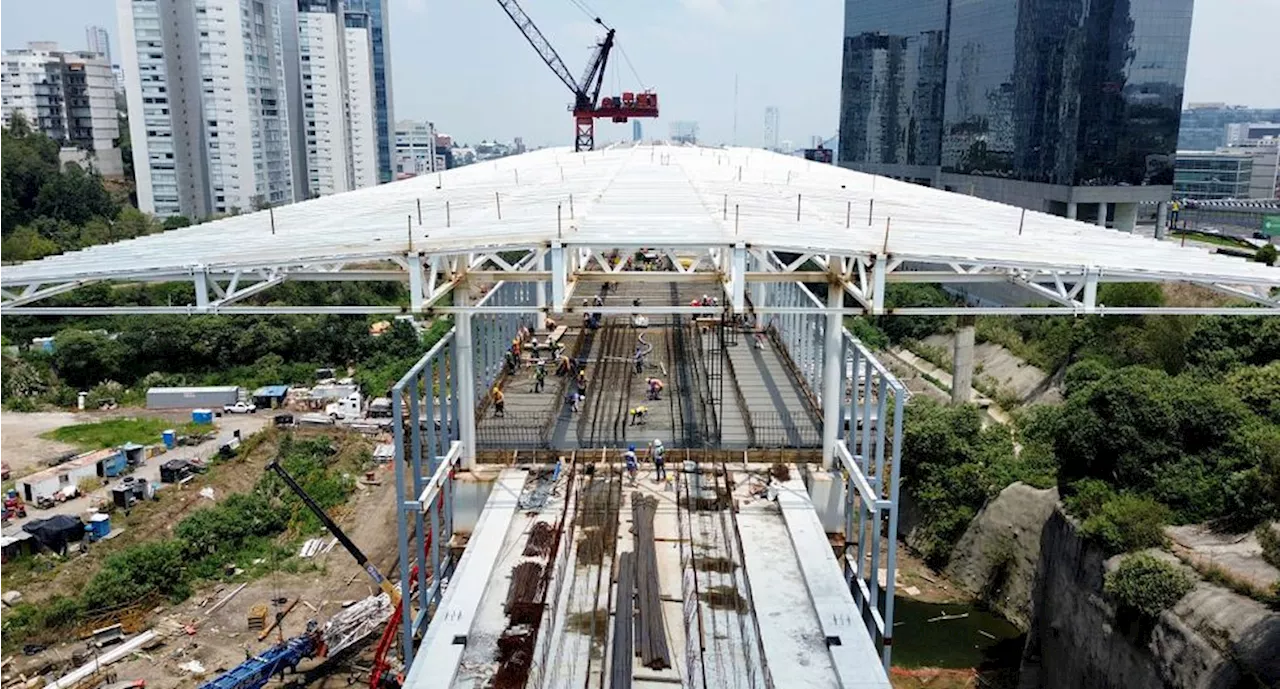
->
410;464;890;689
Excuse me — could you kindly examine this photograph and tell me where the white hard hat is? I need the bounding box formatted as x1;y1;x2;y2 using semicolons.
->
653;439;663;446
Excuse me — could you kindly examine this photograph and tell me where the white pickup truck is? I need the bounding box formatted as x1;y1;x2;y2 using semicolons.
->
223;401;257;414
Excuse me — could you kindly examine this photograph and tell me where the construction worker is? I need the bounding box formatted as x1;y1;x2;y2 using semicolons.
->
646;377;664;401
624;445;639;484
649;439;667;482
567;390;585;413
546;315;558;331
629;405;648;426
556;353;573;376
633;344;645;373
594;294;605;307
492;386;505;418
533;361;547;393
577;368;588;392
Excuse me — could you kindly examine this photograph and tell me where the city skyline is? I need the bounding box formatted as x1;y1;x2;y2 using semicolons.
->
2;0;1278;148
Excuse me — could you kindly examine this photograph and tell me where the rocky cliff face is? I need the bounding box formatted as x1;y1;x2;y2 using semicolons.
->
944;482;1058;629
1017;508;1280;689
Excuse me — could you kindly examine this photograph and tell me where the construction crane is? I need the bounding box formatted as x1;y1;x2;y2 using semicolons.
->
266;460;401;608
495;0;658;151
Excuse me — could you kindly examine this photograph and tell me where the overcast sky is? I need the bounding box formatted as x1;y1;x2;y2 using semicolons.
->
4;0;1278;148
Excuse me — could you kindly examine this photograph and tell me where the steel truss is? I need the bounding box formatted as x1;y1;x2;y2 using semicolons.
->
3;241;1276;316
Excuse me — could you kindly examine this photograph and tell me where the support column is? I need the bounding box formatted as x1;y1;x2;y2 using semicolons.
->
1096;202;1109;227
1066;202;1078;220
821;284;844;469
408;254;425;312
951;315;975;405
193;270;210;309
1155;201;1169;240
455;284;477;470
1114;202;1139;234
535;254;547;331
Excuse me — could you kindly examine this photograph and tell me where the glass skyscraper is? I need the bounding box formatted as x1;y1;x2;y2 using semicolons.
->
839;0;1193;223
345;0;394;184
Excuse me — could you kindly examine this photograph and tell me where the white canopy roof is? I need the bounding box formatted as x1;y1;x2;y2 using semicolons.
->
3;144;1278;286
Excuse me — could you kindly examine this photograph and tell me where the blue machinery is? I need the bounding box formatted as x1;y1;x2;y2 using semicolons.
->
386;276;904;674
198;626;321;689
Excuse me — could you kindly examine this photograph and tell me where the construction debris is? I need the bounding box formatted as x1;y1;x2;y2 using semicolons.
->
258;599;299;641
323;592;392;657
247;605;268;632
46;631;158;689
298;536;338;558
205;583;248;616
177;659;206;675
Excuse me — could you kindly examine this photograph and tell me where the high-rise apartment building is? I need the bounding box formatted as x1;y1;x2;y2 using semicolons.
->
118;0;296;218
343;0;393;183
85;26;112;64
1179;105;1280;150
344;10;378;189
1;42;123;176
764;106;779;151
293;0;377;197
839;0;1194;228
394;120;439;177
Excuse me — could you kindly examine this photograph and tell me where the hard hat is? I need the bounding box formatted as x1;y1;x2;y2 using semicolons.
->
653;439;663;446
629;444;636;451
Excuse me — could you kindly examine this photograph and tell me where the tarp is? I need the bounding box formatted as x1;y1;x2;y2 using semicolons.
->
22;515;85;552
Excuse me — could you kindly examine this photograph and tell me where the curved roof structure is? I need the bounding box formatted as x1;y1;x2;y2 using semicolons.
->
3;144;1277;315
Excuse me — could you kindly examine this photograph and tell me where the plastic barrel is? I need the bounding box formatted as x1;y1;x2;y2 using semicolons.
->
162;429;176;449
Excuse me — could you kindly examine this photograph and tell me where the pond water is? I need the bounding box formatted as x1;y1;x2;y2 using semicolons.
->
889;597;1025;669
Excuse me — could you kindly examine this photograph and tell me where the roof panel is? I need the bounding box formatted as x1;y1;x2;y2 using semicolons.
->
2;145;1277;287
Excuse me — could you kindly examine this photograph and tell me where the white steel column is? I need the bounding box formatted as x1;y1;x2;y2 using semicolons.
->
730;243;746;313
194;270;210;309
408;254;425;312
454;283;477;469
535;253;548;331
549;242;566;310
821;282;844;469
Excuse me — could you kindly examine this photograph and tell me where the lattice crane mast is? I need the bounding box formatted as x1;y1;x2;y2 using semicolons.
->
495;0;658;151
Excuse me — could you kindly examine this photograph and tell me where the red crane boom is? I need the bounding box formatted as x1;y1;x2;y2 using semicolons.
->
494;0;658;151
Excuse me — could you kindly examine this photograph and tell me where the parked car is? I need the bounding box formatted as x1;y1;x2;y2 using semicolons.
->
223;401;257;414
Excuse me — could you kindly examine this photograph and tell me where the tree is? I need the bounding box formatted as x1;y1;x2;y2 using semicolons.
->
34;162;118;226
1226;362;1280;423
53;329;124;389
1256;243;1277;266
2;112;61;231
1;225;60;261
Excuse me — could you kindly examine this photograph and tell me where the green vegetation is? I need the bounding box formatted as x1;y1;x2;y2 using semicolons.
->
2;309;451;410
0;434;362;648
1;113;159;262
1258;524;1280;572
41;417;204;450
1170;230;1256;251
899;398;1057;566
1104;553;1193;618
1256;243;1277;266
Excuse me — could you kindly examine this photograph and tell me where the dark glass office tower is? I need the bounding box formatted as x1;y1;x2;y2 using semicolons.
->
839;0;1193;225
345;0;394;184
838;0;949;179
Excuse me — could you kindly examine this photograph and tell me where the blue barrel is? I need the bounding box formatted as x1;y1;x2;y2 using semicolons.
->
192;409;214;425
162;429;176;449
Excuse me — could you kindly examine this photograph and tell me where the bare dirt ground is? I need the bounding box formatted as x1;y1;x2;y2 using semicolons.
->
3;428;403;689
1;411;87;477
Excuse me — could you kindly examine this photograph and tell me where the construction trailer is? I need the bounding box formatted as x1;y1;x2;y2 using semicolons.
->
18;449;120;503
146;385;241;409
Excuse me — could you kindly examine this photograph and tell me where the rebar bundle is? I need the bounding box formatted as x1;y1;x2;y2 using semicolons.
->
632;495;672;670
610;551;636;689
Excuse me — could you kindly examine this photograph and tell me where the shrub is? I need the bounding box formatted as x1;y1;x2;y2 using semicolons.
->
1258;524;1280;571
1081;494;1171;555
1063;478;1117;519
1104;553;1192;617
81;540;191;610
